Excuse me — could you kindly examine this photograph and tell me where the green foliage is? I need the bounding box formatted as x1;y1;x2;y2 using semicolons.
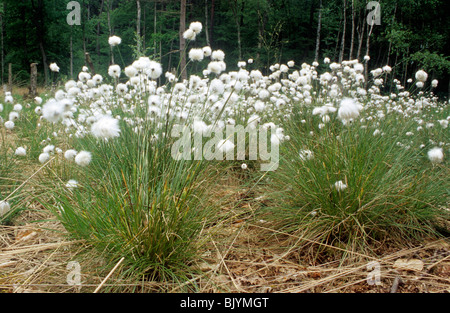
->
38;98;218;283
1;0;449;92
262;102;449;257
410;51;450;76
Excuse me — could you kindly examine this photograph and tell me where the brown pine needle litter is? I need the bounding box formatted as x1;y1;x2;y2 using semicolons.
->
0;146;449;293
1;184;448;293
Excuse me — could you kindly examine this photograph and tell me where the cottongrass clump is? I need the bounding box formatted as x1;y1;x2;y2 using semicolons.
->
263;100;449;258
40;101;217;284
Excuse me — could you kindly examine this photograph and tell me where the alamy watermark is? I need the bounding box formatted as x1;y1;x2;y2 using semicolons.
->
367;1;381;26
171;124;279;171
67;1;81;26
66;261;82;286
366;261;382;286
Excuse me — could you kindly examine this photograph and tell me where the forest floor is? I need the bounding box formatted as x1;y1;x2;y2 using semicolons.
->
0;176;449;293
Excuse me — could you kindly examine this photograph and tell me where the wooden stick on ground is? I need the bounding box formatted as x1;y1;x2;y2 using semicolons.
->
93;257;125;293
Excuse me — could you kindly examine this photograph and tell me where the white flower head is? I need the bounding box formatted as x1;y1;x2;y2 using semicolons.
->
15;147;27;156
183;28;196;40
431;79;438;88
211;50;225;61
91;115;121;139
75;151;92;167
202;46;212;57
66;180;78;190
338;98;362;125
147;61;163;79
415;70;428;83
108;65;121;78
108;35;122;47
427;147;444;164
299;149;314;161
49;63;60;72
334;180;347;192
0;200;11;217
217;139;235;154
64;149;78;161
189;48;204;62
42;99;64;123
189;21;202;34
124;66;138;78
38;152;51;164
5;120;15;130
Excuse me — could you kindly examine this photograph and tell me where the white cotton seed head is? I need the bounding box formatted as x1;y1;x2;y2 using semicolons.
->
299;149;314;161
43;145;55;154
338;98;361;124
39;152;51;164
207;61;224;75
108;65;121;78
75;151;92;167
108;35;122;46
15;147;26;156
427;147;444;164
217;139;235;154
211;50;225;61
334;180;348;192
64;149;78;161
431;79;438;88
66;180;78;189
49;63;60;72
0;201;11;217
202;46;212;57
183;28;196;40
147;61;163;79
124;66;138;78
91;116;120;139
189;48;204;62
9;111;19;121
415;70;428;83
5;120;14;130
189;21;202;34
42;99;64;123
116;83;128;94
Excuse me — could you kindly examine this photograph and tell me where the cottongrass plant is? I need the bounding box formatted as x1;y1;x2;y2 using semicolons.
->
39;111;217;285
262;73;449;259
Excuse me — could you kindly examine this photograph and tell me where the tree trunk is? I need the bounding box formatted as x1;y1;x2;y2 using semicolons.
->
29;63;38;98
85;52;95;74
210;0;215;46
231;0;242;61
31;0;49;85
386;4;397;66
339;0;347;63
356;14;365;61
136;0;141;55
349;0;355;60
96;0;105;59
70;32;73;78
179;0;187;80
154;1;157;56
107;0;114;65
204;0;210;46
0;9;4;85
448;79;450;101
8;63;11;92
314;0;323;62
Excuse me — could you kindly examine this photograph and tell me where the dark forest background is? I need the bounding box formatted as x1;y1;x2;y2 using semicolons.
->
0;0;449;98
